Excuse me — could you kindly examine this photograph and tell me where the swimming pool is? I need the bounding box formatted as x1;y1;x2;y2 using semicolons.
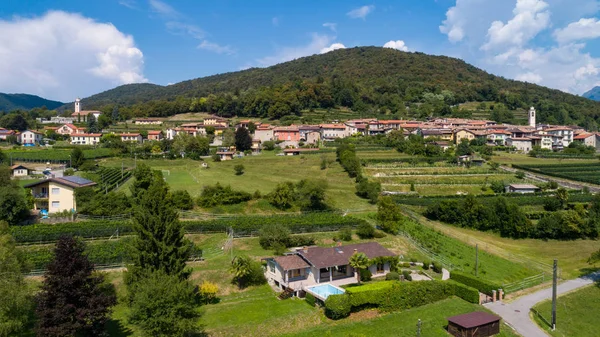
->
306;283;345;300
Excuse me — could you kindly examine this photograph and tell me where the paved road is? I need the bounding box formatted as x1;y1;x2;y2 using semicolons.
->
485;272;600;337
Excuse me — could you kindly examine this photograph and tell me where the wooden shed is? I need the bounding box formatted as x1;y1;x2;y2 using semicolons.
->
447;312;501;337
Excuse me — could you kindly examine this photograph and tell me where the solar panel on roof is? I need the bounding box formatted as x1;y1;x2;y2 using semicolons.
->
60;175;94;185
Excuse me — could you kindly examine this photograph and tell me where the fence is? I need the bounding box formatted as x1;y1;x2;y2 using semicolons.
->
502;273;550;294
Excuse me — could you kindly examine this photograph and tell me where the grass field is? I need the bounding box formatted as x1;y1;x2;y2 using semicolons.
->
494;153;598;166
532;284;600;337
101;151;374;212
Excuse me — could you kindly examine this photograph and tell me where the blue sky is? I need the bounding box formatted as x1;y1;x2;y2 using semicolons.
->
1;0;600;102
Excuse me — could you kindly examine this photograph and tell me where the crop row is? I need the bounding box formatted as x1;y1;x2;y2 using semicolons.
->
391;193;594;207
514;164;600;185
7;148;117;161
375;175;520;185
10;212;366;243
362;157;449;165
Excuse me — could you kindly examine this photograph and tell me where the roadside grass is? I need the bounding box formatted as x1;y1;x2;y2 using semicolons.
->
100;152;373;212
282;297;520;337
532;284;600;337
403;208;600;280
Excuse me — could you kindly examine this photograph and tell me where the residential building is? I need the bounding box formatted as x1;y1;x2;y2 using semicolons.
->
20;130;43;145
57;123;84;135
274;126;301;142
320;124;348;141
505;184;539;194
265;242;396;297
506;137;533;152
147;130;164;141
70;133;102;145
120;133;143;143
11;164;32;177
283;148;320;156
486;129;511;145
544;127;573;147
134;118;163;125
204;116;228;127
305;131;321;145
24;176;97;213
573;132;600;151
0;128;15;140
254;125;274;142
299;125;321;140
453;129;486;144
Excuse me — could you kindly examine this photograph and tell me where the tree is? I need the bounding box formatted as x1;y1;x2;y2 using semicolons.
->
0;221;32;336
230;255;252;289
247;122;257;133
128;270;200;337
130;163;156;200
258;223;291;249
70;147;85;169
349;252;370;284
262;140;276;150
87;113;99;133
35;236;116;337
128;176;191;285
171;190;194;210
267;182;296;209
295;179;328;211
0;167;29;225
456;139;473;156
234;164;245;175
377;196;404;234
111;105;120;122
356;222;375;239
490;180;505;194
0;114;28;131
222;128;235;147
234;127;253;151
556;188;569;209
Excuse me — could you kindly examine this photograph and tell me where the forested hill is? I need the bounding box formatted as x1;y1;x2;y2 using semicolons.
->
583;87;600;102
77;47;600;128
0;93;63;112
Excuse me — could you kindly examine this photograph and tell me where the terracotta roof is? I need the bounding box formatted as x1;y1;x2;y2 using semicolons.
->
11;164;31;170
574;133;594;140
283;148;320;152
447;312;500;329
319;124;346;129
509;184;539;189
71;110;102;116
544;127;572;131
71;133;102;137
274;255;310;271
148;130;162;135
24;176;97;189
120;133;141;137
297;242;396;269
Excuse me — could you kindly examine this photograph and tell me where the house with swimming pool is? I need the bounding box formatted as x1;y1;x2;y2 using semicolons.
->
264;242;397;298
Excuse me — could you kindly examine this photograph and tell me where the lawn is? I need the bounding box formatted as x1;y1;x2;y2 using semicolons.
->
532;284;600;337
282;297;520;337
100;151;374;212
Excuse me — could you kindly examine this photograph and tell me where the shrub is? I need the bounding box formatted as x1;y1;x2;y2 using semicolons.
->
422;260;431;270
258;223;291;249
287;235;316;247
171;190;194;210
199;281;219;304
386;272;400;281
515;171;526;179
212;154;221;162
543;197;562;211
373;230;386;238
262;141;275;151
378;281;455;312
234;164;245;175
356;223;375;239
402;270;412;281
359;268;372;282
448;280;480;304
197;183;252;207
305;293;316;307
431;261;443;273
338;227;353;241
324;294;351;319
450;271;501;295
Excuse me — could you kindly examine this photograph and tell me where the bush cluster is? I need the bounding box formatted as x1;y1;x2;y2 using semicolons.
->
196;183;253;207
449;270;501;295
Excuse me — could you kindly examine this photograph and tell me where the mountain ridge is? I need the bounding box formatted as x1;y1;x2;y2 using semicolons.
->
0;93;64;112
583;86;600;101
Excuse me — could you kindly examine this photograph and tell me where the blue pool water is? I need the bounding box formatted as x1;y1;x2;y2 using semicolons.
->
307;284;345;299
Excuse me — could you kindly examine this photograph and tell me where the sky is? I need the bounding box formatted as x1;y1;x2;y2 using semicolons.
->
1;0;600;102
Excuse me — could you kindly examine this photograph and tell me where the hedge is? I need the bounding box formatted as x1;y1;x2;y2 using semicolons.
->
305;293;316;307
324;280;480;319
391;192;593;207
11;212;367;243
450;271;501;296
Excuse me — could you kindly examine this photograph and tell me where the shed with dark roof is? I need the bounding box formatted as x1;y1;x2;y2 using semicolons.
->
447;312;501;337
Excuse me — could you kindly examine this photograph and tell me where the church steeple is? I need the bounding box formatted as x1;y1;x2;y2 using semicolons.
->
528;107;536;128
74;98;81;113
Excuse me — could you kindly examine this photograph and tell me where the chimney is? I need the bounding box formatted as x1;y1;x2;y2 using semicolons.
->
303;246;308;253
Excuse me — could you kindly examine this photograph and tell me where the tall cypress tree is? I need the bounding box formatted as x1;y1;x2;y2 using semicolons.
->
35;236;116;337
234;127;253;151
128;175;190;281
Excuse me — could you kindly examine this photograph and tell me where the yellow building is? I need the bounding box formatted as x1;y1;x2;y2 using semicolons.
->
453;129;486;144
25;176;96;213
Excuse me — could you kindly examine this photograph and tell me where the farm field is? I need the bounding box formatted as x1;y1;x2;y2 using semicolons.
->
7;147;117;162
101;151;374;211
533;284;600;337
493;153;598;166
513;162;600;186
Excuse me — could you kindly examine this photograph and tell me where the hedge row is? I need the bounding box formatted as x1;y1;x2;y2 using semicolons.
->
362;157;449;165
11;213;367;243
391;193;593;207
324;280;479;319
450;271;502;295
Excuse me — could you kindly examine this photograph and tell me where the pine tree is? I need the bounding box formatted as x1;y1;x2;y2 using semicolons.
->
35;236;116;337
128;175;191;282
70;147;85;169
87;114;98;133
234;127;252;151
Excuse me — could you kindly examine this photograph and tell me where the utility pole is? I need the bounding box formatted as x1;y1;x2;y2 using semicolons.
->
475;244;479;277
416;319;421;337
551;259;558;331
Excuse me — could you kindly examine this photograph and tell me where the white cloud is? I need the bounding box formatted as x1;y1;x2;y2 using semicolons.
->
440;0;513;45
482;0;551;51
516;72;543;83
383;40;409;51
198;40;236;55
0;10;147;101
440;3;465;43
149;0;179;18
255;34;338;67
320;43;346;54
119;0;137;9
554;18;600;43
347;5;374;20
165;21;205;39
272;17;280;27
574;63;600;80
323;22;337;32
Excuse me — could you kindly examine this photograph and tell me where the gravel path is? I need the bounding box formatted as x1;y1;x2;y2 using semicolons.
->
484;272;600;337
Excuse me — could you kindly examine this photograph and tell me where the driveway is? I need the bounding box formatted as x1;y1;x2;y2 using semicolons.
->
484;272;600;337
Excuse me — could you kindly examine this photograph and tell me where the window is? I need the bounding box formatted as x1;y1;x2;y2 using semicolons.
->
337;265;347;274
51;201;60;208
290;269;302;278
377;263;384;273
269;261;275;273
52;188;60;195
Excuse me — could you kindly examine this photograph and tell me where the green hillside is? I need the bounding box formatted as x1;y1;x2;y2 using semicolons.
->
77;47;600;127
0;93;63;112
583;86;600;102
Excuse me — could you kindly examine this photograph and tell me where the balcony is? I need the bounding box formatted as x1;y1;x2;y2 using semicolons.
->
33;193;48;199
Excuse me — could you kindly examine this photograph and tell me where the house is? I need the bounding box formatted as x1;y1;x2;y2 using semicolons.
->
216;151;235;161
0;128;15;140
134;118;163;125
506;137;533;152
274;126;301;142
203;116;228;127
283;148;320;156
56;124;84;135
251;139;261;152
254;125;275;142
573;132;600;152
453;129;486;144
486;129;512;145
120;133;143;143
24;176;97;213
299;125;321;140
505;184;539;194
447;312;501;337
305;131;321;145
147;130;164;141
11;164;32;177
320;124;348;141
265;242;397;297
70;133;102;145
20;130;43;145
544;127;573;147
